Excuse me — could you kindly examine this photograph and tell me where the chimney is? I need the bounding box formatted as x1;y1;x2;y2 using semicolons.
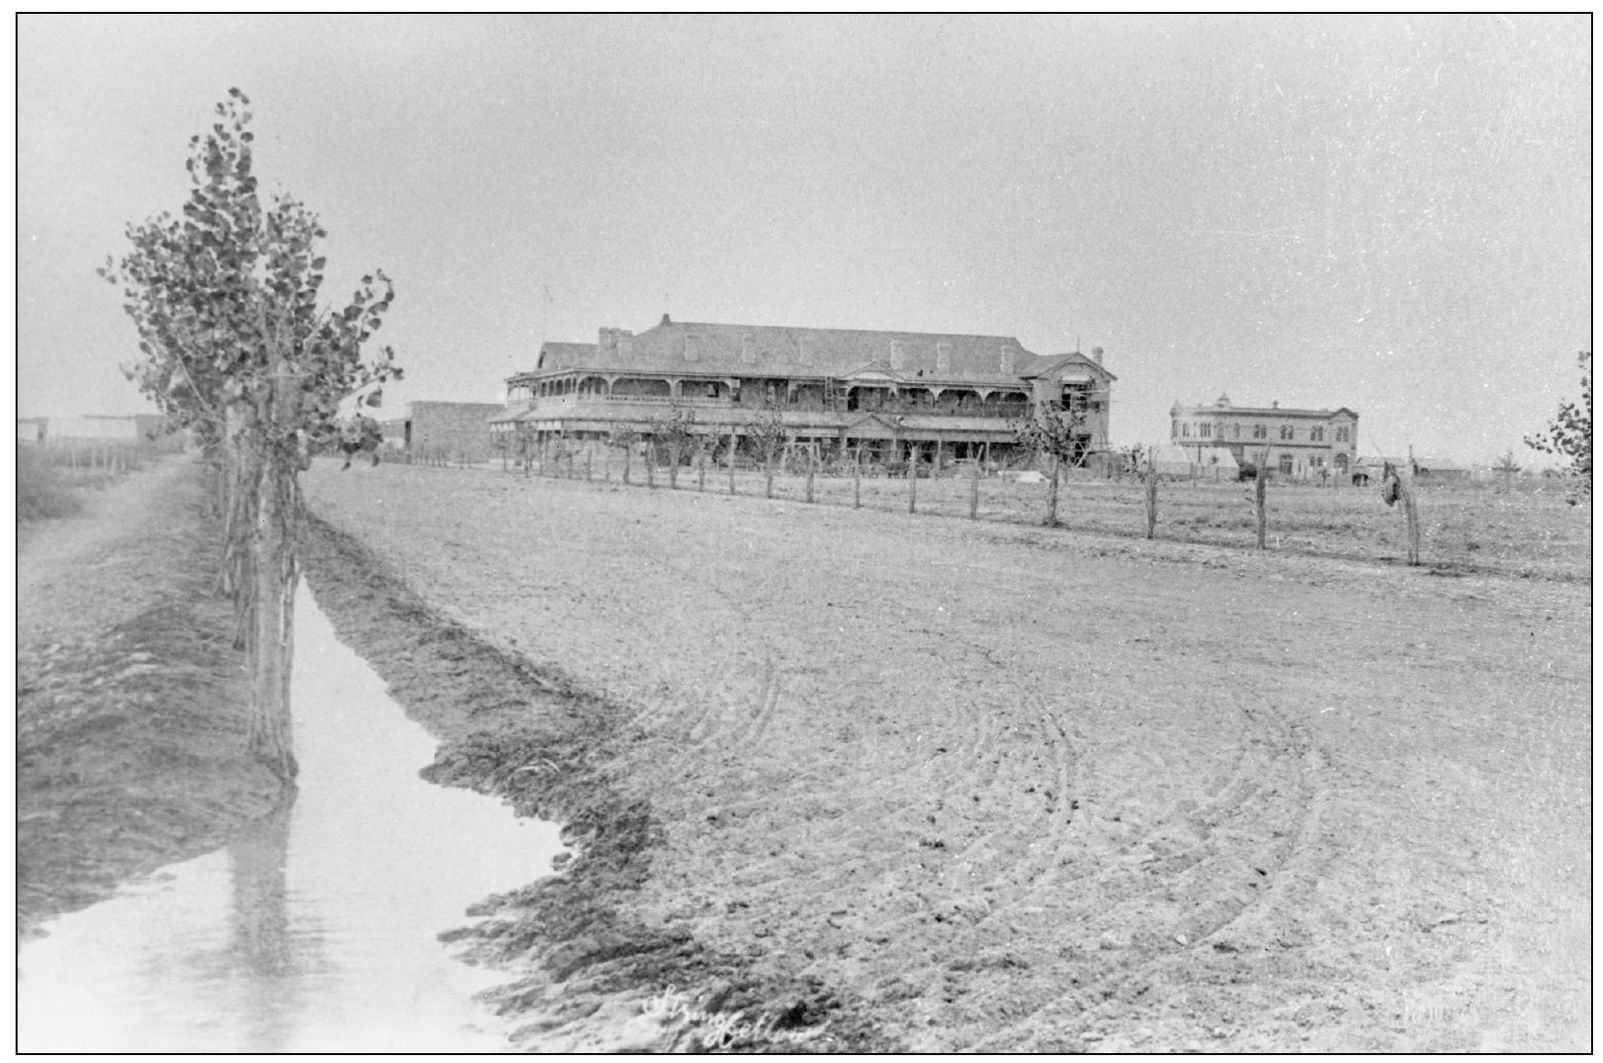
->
1000;342;1015;375
1091;346;1104;365
661;313;672;326
599;327;617;349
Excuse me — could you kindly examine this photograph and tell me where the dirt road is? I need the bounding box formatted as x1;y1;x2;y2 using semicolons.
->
303;462;1590;1052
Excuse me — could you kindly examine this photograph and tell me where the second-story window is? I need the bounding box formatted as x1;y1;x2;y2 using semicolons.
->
1200;423;1212;438
1310;426;1325;442
1279;424;1294;441
1182;423;1191;438
1253;424;1267;439
1336;425;1350;442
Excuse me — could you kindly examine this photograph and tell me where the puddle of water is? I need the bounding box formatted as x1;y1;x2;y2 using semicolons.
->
17;588;565;1053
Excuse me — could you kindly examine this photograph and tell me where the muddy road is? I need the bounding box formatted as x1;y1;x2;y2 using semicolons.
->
301;462;1589;1052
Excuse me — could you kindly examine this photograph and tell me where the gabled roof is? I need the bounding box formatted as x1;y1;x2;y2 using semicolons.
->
1018;352;1117;382
518;319;1098;387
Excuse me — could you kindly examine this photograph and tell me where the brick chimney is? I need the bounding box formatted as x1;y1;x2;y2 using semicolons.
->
1091;346;1104;365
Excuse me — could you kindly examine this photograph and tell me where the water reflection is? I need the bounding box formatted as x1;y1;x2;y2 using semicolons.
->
226;795;303;1053
18;589;565;1052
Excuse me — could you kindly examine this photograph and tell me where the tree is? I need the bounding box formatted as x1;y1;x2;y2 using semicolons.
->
1524;350;1592;500
745;407;788;499
1493;449;1522;493
1012;403;1089;526
102;90;401;780
605;424;639;484
653;401;698;489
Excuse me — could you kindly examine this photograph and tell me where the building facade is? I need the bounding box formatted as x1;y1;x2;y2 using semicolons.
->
380;402;504;463
1170;395;1358;480
495;315;1115;467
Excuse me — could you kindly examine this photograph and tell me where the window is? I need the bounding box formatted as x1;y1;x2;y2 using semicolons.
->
1279;425;1294;441
1232;424;1241;438
1336;425;1350;443
1172;419;1179;438
1279;454;1294;474
1199;422;1212;438
1310;426;1325;442
1182;423;1191;438
1253;424;1267;440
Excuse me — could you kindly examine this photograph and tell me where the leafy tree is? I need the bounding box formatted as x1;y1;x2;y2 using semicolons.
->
1524;351;1592;500
745;406;789;499
101;90;401;779
653;401;698;489
1012;403;1089;526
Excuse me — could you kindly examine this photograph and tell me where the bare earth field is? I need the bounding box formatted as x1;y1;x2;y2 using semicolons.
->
302;461;1590;1052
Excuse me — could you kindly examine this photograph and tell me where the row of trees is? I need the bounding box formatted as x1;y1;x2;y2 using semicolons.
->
102;91;402;780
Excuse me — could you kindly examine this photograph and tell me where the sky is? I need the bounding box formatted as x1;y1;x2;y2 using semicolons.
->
15;14;1592;464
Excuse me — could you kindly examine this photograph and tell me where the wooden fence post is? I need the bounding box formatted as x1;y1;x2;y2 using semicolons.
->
908;451;918;514
805;447;816;503
1255;451;1269;550
728;429;738;496
697;443;707;492
853;445;862;509
1400;468;1422;566
969;455;980;519
646;442;656;489
1046;452;1062;526
1145;459;1158;539
622;443;631;485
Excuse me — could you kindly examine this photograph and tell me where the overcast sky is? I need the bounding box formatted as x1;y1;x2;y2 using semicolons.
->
16;14;1591;462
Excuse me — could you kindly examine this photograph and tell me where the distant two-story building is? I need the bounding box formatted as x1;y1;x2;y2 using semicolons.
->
1170;395;1358;480
494;315;1116;468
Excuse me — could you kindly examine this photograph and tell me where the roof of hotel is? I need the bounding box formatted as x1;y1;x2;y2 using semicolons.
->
512;317;1116;386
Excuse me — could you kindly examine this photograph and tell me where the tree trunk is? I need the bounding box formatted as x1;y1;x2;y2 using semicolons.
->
805;448;815;503
908;453;918;514
247;457;299;781
245;349;301;783
698;445;706;492
728;430;738;495
970;456;980;519
765;453;774;499
623;445;632;485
